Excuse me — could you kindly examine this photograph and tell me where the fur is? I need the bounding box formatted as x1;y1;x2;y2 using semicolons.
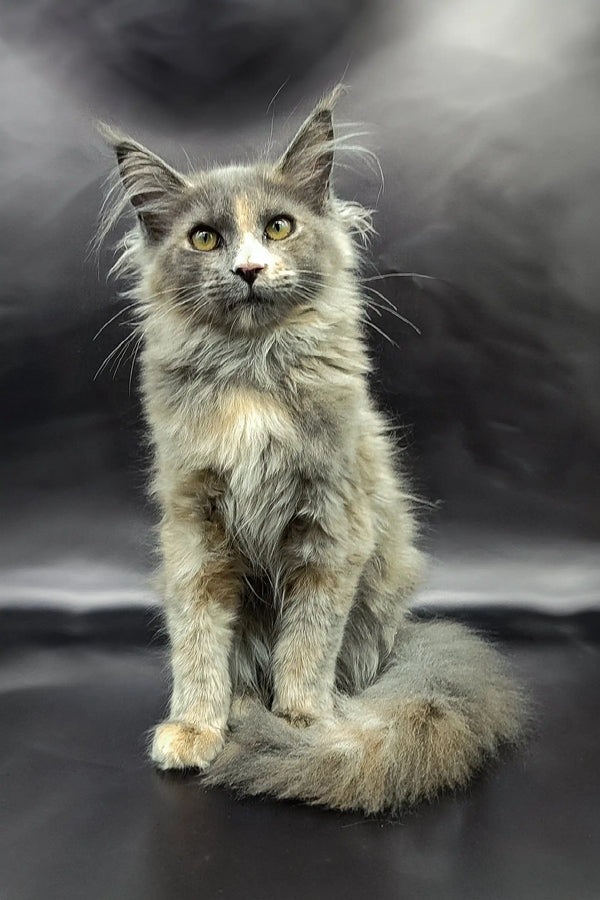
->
207;618;524;813
101;87;525;815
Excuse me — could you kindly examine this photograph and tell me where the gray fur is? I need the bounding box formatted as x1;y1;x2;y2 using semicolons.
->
207;619;525;813
102;87;526;815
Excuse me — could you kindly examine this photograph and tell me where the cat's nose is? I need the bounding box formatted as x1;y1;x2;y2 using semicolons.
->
234;263;266;285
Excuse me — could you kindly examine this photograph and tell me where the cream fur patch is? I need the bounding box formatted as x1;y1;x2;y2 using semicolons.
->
193;388;295;470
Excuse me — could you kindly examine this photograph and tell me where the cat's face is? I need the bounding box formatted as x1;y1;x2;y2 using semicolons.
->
107;91;359;334
144;164;347;333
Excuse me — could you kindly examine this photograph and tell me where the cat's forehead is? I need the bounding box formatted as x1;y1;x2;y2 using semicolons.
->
184;165;299;227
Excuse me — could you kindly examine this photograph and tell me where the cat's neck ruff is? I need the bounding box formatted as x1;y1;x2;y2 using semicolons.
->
141;286;370;479
141;286;370;397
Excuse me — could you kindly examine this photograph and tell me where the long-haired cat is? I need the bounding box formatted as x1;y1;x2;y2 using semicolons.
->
101;87;524;814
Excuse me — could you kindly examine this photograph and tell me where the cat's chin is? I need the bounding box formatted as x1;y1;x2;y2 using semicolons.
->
221;297;283;334
223;284;267;310
242;287;271;307
220;288;296;333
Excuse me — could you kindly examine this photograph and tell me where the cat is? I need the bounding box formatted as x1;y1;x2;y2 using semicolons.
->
101;87;525;814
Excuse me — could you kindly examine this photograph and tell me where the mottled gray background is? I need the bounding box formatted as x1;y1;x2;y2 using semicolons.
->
1;0;599;609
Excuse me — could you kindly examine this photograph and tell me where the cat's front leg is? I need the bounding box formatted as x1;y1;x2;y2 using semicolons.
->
272;563;363;726
151;585;238;770
150;481;243;770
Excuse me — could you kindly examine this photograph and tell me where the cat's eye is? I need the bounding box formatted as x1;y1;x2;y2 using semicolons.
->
189;226;221;252
265;216;293;241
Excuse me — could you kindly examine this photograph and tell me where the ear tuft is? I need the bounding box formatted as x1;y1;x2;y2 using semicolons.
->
98;123;187;241
275;85;345;212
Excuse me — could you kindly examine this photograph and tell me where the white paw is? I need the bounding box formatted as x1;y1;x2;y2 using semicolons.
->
150;720;224;770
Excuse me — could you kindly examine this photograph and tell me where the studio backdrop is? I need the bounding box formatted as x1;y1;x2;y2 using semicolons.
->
1;0;599;613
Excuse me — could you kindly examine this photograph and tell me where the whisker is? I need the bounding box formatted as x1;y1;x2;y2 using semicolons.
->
93;302;138;340
362;272;439;283
363;300;383;318
361;286;421;335
110;332;139;379
128;332;145;395
365;300;421;334
363;319;399;348
94;329;139;381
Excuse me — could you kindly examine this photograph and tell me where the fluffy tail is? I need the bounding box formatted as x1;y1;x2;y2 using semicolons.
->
205;619;526;815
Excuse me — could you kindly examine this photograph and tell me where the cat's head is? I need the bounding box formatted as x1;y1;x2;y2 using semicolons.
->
102;88;371;334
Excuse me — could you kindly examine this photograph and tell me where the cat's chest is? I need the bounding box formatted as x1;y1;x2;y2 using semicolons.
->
152;378;348;564
182;388;299;560
154;383;297;478
195;387;294;469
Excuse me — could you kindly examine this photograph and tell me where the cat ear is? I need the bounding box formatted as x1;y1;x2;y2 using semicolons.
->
99;124;187;241
275;86;343;212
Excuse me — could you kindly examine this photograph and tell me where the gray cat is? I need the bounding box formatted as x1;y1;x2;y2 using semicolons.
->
101;87;525;814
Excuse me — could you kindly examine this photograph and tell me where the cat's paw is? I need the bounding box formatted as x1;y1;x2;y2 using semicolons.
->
150;720;224;771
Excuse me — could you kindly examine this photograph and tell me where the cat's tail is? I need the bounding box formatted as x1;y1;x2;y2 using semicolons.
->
204;618;527;815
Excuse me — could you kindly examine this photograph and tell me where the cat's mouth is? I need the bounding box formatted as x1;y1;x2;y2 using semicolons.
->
221;281;296;330
246;287;268;305
229;285;272;307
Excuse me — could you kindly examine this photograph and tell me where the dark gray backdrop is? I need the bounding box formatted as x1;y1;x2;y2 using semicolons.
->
2;0;599;609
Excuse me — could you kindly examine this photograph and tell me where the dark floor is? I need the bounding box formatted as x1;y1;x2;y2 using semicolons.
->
0;609;598;900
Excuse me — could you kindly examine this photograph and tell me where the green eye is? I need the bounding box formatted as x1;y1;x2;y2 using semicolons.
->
265;216;293;241
190;227;220;251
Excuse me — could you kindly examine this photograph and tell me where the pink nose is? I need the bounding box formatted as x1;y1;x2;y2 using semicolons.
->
235;263;266;285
